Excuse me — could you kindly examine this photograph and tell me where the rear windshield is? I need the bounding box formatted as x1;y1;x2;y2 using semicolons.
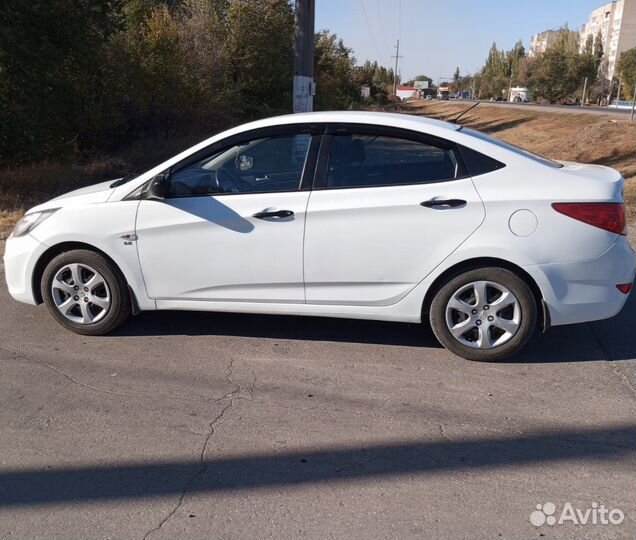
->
458;126;564;168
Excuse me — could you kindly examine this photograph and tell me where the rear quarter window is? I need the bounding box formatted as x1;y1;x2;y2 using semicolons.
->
459;126;563;169
459;145;506;177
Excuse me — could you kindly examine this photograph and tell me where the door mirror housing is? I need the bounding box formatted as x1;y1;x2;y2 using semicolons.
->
142;173;168;200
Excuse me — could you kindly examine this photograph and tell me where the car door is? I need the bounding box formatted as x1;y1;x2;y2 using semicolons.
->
303;124;486;306
135;126;320;303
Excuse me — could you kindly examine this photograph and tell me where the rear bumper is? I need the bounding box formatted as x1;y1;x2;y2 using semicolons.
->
2;234;47;305
525;236;636;327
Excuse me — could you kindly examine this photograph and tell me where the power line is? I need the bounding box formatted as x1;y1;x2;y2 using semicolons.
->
374;0;391;56
359;0;383;61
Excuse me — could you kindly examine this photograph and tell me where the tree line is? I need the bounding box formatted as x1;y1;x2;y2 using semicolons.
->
466;27;636;104
0;0;396;166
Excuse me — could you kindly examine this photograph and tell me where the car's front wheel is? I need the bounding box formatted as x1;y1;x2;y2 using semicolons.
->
429;267;537;361
41;249;131;335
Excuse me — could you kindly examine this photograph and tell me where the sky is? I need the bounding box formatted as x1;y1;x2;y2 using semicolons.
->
315;0;606;83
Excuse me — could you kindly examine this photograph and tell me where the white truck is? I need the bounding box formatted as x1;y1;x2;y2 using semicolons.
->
509;87;531;102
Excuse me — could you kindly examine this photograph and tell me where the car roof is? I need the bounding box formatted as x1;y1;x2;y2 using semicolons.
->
241;110;460;135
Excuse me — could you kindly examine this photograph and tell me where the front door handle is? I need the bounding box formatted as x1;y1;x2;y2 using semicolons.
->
420;199;467;209
252;209;294;219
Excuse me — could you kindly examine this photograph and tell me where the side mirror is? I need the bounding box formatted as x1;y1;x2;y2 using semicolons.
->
142;173;168;200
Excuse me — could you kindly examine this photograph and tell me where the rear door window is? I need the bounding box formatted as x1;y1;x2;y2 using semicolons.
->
326;133;460;189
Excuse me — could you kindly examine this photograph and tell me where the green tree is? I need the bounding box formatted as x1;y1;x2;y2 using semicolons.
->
224;0;294;119
527;27;589;102
314;31;358;110
480;42;509;98
593;30;604;67
617;47;636;100
353;60;395;102
0;0;123;161
583;33;594;56
0;0;378;165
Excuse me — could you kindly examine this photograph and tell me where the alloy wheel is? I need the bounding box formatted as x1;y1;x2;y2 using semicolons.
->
51;263;111;324
445;280;521;349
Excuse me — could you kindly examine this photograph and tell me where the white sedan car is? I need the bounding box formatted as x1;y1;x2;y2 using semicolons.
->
4;111;635;360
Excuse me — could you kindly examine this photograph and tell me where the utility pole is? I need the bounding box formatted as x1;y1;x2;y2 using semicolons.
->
616;74;622;102
599;76;605;106
507;71;513;101
581;77;588;107
293;0;315;113
606;79;615;107
392;40;402;95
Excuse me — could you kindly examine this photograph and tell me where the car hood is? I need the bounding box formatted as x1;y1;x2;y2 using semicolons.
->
28;179;121;213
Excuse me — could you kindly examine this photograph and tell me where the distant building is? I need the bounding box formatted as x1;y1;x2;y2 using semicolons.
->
579;0;636;80
395;85;417;101
529;29;559;57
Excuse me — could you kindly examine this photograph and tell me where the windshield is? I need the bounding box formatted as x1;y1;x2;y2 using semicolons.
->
459;126;564;168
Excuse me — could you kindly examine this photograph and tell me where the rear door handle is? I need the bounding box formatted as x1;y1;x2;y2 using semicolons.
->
252;209;294;219
420;199;467;209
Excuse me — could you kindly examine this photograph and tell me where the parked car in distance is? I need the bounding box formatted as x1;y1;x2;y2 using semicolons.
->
510;87;531;103
4;111;635;361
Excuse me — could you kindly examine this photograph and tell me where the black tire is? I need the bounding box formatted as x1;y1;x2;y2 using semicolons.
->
41;249;131;335
429;267;537;361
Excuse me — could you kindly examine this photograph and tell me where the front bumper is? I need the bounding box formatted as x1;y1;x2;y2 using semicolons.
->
2;234;48;305
526;236;636;327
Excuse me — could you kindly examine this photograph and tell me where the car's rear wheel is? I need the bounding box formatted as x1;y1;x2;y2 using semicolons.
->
429;267;537;361
41;249;131;335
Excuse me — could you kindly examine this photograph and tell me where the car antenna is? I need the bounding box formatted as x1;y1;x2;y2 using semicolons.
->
449;101;480;124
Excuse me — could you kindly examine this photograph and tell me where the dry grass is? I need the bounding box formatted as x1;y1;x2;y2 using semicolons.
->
404;100;636;217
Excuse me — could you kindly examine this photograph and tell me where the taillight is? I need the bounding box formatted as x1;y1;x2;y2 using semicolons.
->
551;202;626;235
616;283;632;294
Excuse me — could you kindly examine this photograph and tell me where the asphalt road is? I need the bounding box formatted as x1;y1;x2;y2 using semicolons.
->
1;239;635;540
448;99;634;117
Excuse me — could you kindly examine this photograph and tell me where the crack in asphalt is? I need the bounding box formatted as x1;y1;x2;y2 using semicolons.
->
438;423;452;442
586;324;636;402
609;361;636;401
141;359;242;540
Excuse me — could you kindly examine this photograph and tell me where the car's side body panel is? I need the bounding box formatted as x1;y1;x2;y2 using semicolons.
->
303;180;485;306
135;192;310;302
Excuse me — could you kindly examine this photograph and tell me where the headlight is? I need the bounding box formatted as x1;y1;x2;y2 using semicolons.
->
12;209;59;238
